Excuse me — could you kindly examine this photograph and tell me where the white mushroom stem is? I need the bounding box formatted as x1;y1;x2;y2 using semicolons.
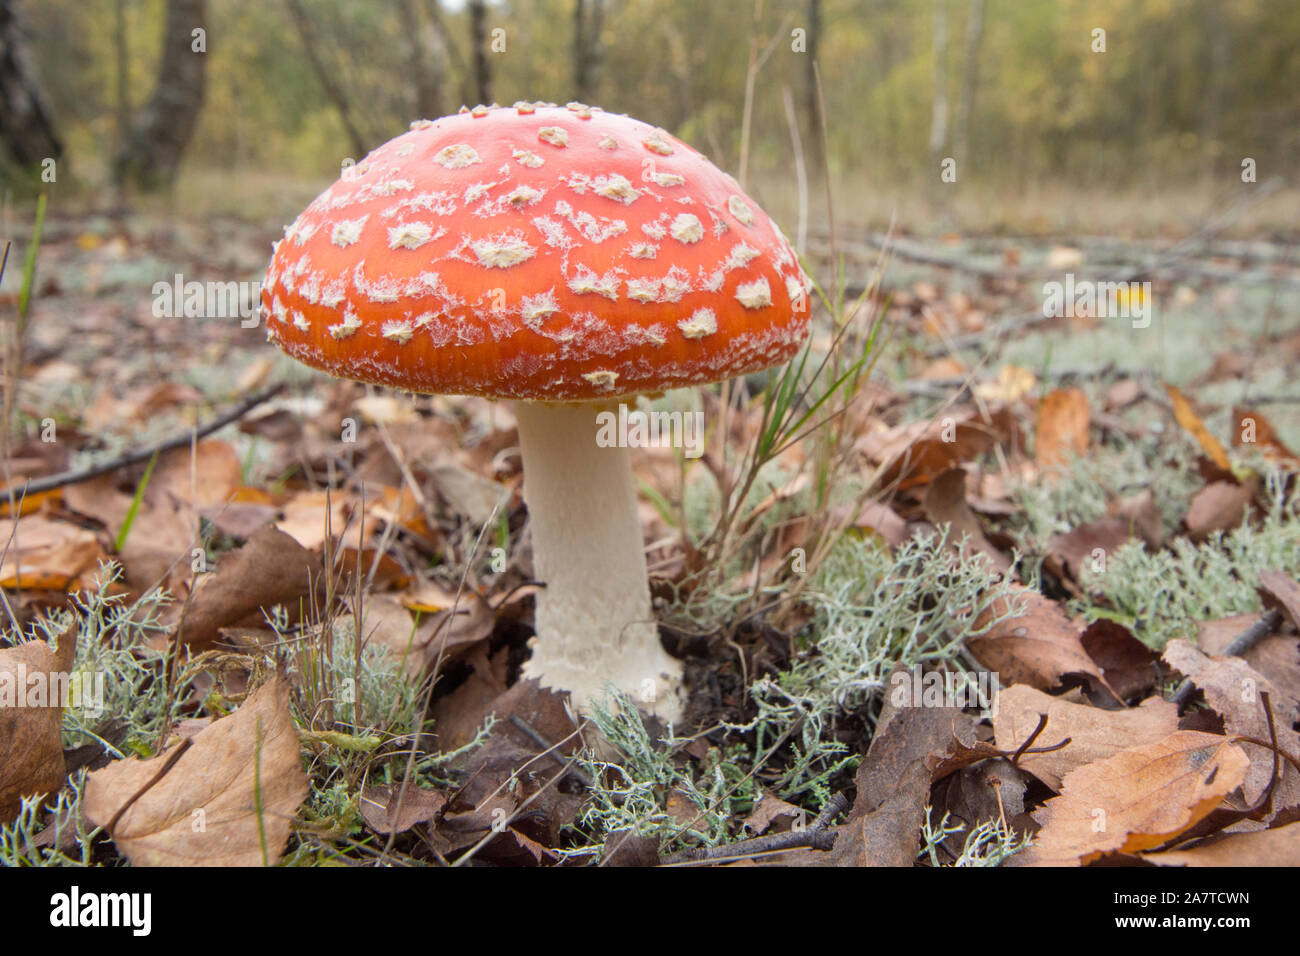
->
512;399;684;722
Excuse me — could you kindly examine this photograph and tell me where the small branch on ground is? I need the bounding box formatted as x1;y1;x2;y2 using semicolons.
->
0;383;286;500
660;792;849;866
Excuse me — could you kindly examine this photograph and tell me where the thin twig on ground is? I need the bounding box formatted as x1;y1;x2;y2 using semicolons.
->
0;382;286;499
660;791;849;866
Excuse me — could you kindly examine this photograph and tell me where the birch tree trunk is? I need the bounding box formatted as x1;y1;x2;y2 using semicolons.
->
927;0;949;162
112;0;208;191
282;0;366;160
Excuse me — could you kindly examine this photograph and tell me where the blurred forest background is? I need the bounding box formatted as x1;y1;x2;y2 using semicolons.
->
5;0;1300;234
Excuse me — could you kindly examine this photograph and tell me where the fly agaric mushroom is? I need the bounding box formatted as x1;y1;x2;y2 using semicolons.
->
260;103;810;722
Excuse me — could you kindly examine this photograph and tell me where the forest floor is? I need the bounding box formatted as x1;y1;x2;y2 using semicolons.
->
2;194;1300;867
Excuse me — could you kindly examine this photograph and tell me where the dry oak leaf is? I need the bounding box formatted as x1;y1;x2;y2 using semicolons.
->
1162;638;1300;810
831;665;973;866
1197;614;1300;723
1044;517;1135;592
83;674;307;866
1015;731;1249;866
923;467;1011;573
1185;481;1250;541
743;792;807;836
274;490;351;551
1036;388;1090;468
968;586;1106;692
0;517;106;591
0;624;77;821
151;440;243;509
1142;820;1300;867
1079;618;1162;701
858;406;1019;492
178;526;323;649
992;685;1179;791
359;783;447;835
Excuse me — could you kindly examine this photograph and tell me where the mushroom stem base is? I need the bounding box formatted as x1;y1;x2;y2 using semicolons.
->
512;400;684;723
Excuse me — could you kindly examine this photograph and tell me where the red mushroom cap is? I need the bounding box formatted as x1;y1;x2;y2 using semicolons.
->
261;103;811;401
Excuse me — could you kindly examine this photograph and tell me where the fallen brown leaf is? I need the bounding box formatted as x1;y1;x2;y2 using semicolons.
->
177;526;323;649
842;499;908;548
1142;820;1300;866
1185;481;1250;540
923;467;1011;573
968;586;1106;692
63;473;196;582
429;461;510;526
199;502;279;541
601;830;662;866
1230;406;1299;467
930;758;1027;854
0;624;77;820
83;674;308;866
427;677;580;865
743;792;806;835
926;734;1008;783
1113;488;1164;548
831;665;973;866
992;685;1179;791
1079;619;1161;700
1016;731;1249;866
1036;388;1090;468
429;645;511;752
0;517;106;590
1045;516;1134;592
357;590;494;677
359;783;446;835
151;440;243;509
274;490;350;551
1162;639;1300;811
860;406;1019;492
1197;614;1300;724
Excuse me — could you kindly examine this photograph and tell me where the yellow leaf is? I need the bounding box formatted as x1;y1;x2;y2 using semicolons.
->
1165;384;1230;471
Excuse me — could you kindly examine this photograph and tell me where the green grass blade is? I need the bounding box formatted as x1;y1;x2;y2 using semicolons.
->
18;193;47;328
115;448;161;552
637;477;676;527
